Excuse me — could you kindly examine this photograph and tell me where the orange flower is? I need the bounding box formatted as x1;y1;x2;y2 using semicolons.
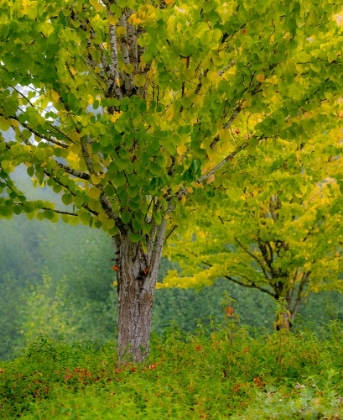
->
225;307;235;317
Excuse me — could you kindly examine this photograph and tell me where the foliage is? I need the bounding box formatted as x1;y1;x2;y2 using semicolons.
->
1;0;343;359
2;209;343;361
20;273;117;347
162;126;343;327
2;318;343;419
0;0;342;246
0;275;24;361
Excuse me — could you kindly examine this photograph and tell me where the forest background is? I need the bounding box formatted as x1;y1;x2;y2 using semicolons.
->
2;163;343;361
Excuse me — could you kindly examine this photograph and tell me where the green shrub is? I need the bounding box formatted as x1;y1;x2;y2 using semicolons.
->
1;319;343;419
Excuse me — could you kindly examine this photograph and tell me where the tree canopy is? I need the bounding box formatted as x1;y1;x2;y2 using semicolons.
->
162;125;343;327
0;1;342;230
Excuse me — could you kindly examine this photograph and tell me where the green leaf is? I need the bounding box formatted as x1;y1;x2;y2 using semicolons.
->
62;193;73;206
129;232;142;243
121;210;131;224
111;173;126;188
132;218;141;232
149;162;164;176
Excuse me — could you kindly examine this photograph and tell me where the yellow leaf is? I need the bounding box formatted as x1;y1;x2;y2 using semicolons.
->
89;187;101;200
69;131;81;142
89;0;103;12
177;144;187;155
165;0;173;4
98;212;108;222
206;174;215;184
91;174;101;185
241;99;251;108
108;15;118;25
192;182;204;189
70;67;77;76
70;144;79;154
206;148;216;161
116;27;126;37
181;195;187;205
51;90;60;102
128;14;142;25
187;187;194;193
256;74;265;83
111;113;121;123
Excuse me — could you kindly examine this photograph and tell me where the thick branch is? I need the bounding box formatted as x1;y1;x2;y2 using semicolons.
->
291;271;311;316
108;23;123;100
118;13;135;96
146;217;167;289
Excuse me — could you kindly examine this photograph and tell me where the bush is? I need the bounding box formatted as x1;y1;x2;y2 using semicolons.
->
1;319;343;419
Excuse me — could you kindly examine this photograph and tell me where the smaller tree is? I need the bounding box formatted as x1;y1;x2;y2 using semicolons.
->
163;141;343;330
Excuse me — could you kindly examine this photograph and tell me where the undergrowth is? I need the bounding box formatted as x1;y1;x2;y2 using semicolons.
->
1;319;343;419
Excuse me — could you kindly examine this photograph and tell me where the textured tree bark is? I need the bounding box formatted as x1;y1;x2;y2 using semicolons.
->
114;220;166;363
275;293;297;331
275;310;294;331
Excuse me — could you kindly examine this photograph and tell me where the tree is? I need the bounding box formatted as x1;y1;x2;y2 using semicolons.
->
0;0;342;361
162;132;343;330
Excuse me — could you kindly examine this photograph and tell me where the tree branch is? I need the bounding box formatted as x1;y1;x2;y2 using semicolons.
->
43;168;99;217
234;236;271;281
147;218;167;289
80;137;123;229
291;271;311;315
197;141;249;184
209;106;242;149
108;23;123;100
200;259;276;298
56;162;91;180
0;114;70;148
41;207;78;216
165;224;178;242
175;141;249;201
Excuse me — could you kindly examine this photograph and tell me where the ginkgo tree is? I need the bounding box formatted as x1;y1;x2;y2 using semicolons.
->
162;128;343;330
0;0;342;361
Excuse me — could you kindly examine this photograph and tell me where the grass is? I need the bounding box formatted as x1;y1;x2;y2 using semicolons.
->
1;319;343;419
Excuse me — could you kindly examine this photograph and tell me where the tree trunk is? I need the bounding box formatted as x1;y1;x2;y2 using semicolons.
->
275;293;297;331
275;309;293;331
114;220;166;364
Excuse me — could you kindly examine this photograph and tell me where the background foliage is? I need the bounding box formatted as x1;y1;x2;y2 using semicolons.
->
1;197;343;361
